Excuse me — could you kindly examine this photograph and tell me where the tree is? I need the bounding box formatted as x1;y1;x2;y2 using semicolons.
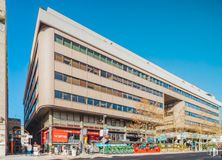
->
129;98;164;141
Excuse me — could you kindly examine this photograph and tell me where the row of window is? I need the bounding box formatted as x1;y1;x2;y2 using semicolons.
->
25;80;38;117
55;52;163;98
24;62;38;109
185;120;217;130
55;34;219;110
24;62;39;124
185;111;219;124
185;102;219;117
53;111;128;127
55;90;138;114
55;71;163;108
25;98;38;123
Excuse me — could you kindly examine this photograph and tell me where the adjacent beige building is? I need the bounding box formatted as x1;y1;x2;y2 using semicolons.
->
0;0;8;156
24;8;222;148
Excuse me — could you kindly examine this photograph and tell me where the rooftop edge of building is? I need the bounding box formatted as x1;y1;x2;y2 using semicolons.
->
28;7;222;107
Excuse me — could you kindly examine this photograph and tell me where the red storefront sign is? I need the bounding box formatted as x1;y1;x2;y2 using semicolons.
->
88;131;99;136
42;129;99;143
42;130;49;144
52;129;80;143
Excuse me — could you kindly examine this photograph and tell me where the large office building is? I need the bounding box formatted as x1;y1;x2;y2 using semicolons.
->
0;0;8;156
24;8;222;148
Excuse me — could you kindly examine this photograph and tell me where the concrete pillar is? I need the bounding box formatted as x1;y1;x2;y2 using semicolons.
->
48;109;53;153
124;126;127;141
80;121;85;154
0;0;7;156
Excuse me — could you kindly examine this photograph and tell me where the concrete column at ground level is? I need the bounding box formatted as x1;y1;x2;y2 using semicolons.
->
80;121;85;154
124;126;127;141
48;110;53;153
80;121;83;143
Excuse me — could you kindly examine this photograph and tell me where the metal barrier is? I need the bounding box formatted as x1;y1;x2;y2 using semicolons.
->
208;148;219;157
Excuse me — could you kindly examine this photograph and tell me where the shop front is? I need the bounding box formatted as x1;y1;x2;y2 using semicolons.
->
41;128;100;153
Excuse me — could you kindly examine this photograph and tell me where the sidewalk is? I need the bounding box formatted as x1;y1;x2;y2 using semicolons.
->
1;151;208;160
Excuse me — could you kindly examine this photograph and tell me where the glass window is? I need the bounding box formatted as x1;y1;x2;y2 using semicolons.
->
87;49;94;57
55;90;62;99
63;57;71;65
93;51;100;60
122;79;127;85
72;60;80;68
113;90;119;97
107;72;112;79
123;65;127;71
101;101;107;108
117;105;122;111
107;103;112;108
128;107;133;113
94;85;101;92
80;80;86;87
123;93;128;99
106;88;113;94
128;95;132;100
113;75;118;82
87;82;95;89
55;72;63;81
128;81;133;87
83;115;89;122
74;113;80;121
64;93;71;101
94;100;100;106
101;55;107;63
107;57;112;65
111;120;116;126
100;86;107;93
78;96;86;104
54;34;63;44
92;67;99;75
112;104;117;110
72;78;80;85
80;63;87;71
72;42;80;51
112;60;118;67
117;91;122;97
55;53;63;62
87;66;93;73
87;98;94;105
72;95;77;102
80;46;87;54
63;38;71;48
101;70;106;77
64;75;72;83
123;106;127;112
128;67;133;73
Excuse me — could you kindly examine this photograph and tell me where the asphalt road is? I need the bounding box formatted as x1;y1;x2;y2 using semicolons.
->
78;152;222;160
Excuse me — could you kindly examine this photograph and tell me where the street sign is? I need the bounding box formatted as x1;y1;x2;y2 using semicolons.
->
82;128;87;136
103;129;109;136
99;130;103;137
100;129;109;137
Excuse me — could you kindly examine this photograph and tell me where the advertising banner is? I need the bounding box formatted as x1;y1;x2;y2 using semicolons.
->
52;129;80;143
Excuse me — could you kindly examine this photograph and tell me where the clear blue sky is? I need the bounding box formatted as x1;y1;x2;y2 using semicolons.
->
7;0;222;123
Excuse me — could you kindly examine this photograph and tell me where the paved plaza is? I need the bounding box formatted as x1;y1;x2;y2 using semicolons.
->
1;152;222;160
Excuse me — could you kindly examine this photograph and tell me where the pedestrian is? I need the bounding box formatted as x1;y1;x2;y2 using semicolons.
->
27;144;32;155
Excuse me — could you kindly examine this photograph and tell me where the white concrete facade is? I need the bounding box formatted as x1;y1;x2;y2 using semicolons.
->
31;8;221;107
23;7;222;145
0;0;8;156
